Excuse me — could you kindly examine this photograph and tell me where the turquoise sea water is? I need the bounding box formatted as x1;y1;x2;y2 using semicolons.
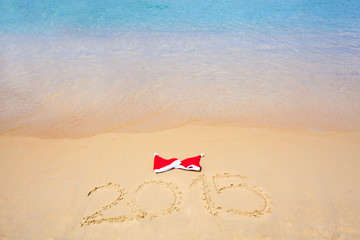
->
1;0;359;33
1;0;360;137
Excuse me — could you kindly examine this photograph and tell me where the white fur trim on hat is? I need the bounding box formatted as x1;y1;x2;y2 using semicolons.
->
154;159;181;173
175;164;201;171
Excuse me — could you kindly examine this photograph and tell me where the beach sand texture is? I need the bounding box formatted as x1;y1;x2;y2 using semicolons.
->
1;125;359;239
1;0;360;239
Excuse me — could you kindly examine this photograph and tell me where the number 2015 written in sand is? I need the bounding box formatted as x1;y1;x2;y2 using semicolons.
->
80;173;272;226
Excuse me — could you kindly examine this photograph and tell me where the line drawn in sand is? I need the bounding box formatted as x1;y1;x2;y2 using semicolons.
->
131;180;182;220
81;173;272;226
81;182;131;226
191;173;272;217
81;180;182;226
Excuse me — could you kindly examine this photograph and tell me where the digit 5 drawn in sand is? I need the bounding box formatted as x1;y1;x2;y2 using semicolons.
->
191;173;272;217
81;182;131;226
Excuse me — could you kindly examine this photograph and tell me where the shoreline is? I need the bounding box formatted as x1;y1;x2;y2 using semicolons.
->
1;121;360;139
1;30;360;138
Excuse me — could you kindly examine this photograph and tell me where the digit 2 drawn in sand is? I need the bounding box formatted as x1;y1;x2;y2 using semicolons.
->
81;183;130;226
191;173;272;217
81;180;182;226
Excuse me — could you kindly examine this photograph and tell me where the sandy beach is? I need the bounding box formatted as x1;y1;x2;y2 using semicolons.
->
1;0;360;239
0;125;359;239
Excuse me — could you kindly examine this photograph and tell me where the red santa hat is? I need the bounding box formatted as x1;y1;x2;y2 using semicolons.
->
153;153;204;173
153;153;181;173
175;153;204;171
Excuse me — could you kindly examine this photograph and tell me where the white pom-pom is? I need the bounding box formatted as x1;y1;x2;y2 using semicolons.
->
200;153;205;157
154;153;159;156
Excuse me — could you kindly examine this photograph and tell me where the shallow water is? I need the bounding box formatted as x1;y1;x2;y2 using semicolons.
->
1;0;360;137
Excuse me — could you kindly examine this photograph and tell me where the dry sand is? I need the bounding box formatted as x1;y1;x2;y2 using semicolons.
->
0;125;360;239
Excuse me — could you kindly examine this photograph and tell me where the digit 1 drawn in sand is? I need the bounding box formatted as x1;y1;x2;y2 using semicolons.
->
191;173;272;217
80;182;133;226
190;174;220;216
131;180;182;220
